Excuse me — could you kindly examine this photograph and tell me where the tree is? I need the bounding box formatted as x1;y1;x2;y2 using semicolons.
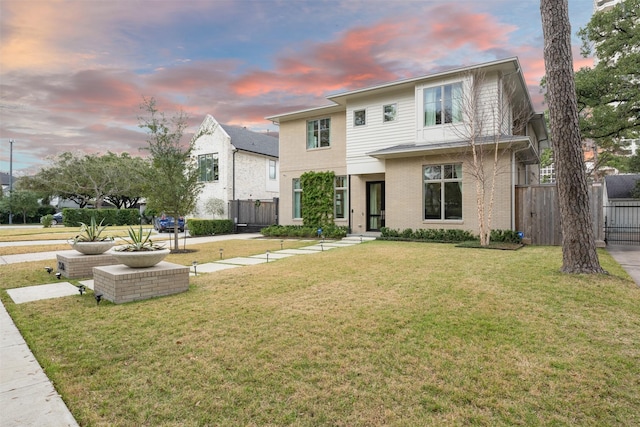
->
138;97;202;251
103;153;151;209
0;190;39;223
203;197;225;219
575;0;639;169
452;70;532;246
540;0;605;274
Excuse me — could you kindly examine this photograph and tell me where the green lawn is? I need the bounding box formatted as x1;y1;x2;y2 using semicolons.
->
1;241;639;426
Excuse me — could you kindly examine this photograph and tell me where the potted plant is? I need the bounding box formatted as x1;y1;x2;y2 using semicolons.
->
110;225;170;268
69;216;115;255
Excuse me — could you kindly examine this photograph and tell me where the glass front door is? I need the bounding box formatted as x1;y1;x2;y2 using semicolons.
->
367;181;385;231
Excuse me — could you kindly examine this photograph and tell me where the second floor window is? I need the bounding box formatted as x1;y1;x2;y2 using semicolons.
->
424;83;462;127
307;118;331;149
354;110;366;126
198;153;219;182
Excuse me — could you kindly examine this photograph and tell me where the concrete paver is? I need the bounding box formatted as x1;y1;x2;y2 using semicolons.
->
7;282;82;304
606;245;640;286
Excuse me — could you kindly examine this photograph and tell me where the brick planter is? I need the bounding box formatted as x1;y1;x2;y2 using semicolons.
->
93;262;189;304
56;251;117;279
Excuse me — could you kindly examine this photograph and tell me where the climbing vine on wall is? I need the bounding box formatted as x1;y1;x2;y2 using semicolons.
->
300;171;335;227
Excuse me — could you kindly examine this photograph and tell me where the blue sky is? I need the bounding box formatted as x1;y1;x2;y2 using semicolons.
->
1;0;594;174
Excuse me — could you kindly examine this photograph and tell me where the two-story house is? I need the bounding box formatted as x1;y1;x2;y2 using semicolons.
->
192;114;279;218
266;57;548;235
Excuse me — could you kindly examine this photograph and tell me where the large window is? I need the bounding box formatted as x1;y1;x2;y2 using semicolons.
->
198;154;218;182
424;83;462;126
307;118;331;149
423;164;462;220
293;178;302;219
334;176;347;219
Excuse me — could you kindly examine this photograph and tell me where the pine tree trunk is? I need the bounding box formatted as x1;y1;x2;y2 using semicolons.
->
540;0;605;274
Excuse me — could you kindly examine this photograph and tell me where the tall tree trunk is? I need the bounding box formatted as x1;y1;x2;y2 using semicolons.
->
540;0;605;274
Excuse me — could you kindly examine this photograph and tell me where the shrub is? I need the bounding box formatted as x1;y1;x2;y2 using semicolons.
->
187;219;234;236
61;208;140;227
490;229;522;244
379;227;477;243
261;224;348;239
41;214;54;228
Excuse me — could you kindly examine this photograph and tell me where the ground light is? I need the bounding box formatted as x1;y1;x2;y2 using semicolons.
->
192;261;198;276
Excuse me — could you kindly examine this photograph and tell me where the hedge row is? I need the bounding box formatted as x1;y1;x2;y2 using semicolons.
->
261;224;348;239
380;227;477;242
187;219;234;236
62;208;140;227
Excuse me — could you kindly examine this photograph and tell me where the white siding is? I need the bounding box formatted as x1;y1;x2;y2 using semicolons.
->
346;88;415;174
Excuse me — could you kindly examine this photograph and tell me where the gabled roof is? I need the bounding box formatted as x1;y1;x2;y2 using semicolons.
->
604;174;640;199
220;124;279;158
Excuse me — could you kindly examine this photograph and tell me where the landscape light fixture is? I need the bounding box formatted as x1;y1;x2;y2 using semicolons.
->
95;293;103;305
45;267;53;274
219;248;224;259
266;250;270;263
192;260;198;276
55;272;61;279
77;285;86;296
280;240;284;250
320;243;324;252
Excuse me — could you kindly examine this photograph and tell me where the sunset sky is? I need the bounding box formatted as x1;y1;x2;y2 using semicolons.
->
1;0;594;174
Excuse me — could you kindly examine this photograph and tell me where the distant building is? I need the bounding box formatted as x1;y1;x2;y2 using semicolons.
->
191;115;279;219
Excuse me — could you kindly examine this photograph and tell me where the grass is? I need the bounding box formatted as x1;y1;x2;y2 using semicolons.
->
1;240;639;426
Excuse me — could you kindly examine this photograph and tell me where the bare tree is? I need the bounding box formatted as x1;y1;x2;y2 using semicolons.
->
453;70;531;246
540;0;605;273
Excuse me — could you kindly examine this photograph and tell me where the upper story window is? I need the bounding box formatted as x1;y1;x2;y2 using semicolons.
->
198;153;219;182
269;159;276;180
354;109;366;126
423;82;462;127
383;104;397;122
306;118;331;149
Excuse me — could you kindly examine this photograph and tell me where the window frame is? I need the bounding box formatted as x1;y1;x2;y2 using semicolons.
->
269;159;277;180
306;118;331;149
293;178;302;219
423;82;463;127
423;163;463;221
353;109;366;127
334;175;348;220
197;153;219;182
383;103;397;123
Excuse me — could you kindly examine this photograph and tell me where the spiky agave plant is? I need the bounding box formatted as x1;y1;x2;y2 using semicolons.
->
72;216;113;242
115;225;166;252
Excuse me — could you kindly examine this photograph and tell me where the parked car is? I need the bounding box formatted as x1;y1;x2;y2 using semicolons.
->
154;215;185;232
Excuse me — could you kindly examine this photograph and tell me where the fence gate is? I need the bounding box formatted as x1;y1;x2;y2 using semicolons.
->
229;198;279;233
604;204;640;245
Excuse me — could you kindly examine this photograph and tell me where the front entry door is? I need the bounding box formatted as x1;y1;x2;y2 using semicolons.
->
367;181;385;231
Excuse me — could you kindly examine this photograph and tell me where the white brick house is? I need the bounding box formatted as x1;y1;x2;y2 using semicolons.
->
191;115;279;218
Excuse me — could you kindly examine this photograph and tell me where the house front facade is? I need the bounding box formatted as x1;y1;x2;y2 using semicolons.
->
267;58;548;236
192;115;279;218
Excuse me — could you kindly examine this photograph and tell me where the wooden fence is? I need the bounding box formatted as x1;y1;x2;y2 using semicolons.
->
228;198;278;233
515;184;604;246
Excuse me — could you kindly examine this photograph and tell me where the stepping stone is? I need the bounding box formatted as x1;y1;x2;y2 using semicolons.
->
250;252;294;260
217;257;267;266
300;244;337;251
7;282;81;304
275;249;321;255
192;263;240;273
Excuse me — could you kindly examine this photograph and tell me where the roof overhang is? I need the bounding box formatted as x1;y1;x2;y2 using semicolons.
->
367;135;540;164
265;104;345;124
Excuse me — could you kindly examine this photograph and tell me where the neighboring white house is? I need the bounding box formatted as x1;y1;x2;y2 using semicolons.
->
191;114;279;218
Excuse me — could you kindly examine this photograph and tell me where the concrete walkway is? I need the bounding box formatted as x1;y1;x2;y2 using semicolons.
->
606;244;640;286
0;234;374;426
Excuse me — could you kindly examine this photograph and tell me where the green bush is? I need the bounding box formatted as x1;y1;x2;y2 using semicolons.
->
41;214;54;228
490;229;523;244
61;208;140;227
261;224;348;239
187;219;234;236
380;227;477;243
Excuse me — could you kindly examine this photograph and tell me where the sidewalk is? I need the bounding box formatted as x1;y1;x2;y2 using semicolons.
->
606;244;640;286
0;234;374;426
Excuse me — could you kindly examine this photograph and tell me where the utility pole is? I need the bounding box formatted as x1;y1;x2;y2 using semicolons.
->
8;139;13;225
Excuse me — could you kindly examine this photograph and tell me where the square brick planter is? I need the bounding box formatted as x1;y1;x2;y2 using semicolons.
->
56;251;117;279
93;262;189;304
